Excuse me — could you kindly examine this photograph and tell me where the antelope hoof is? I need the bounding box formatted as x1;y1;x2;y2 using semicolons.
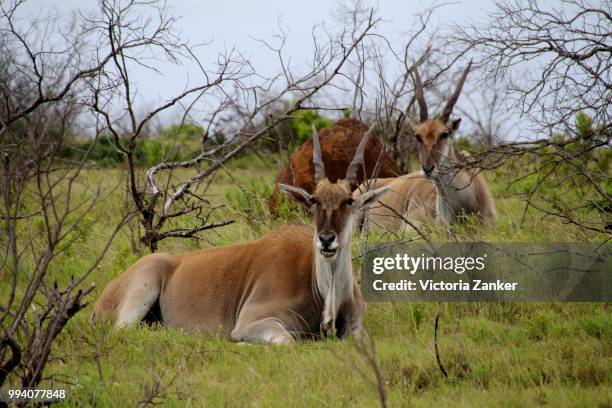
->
321;321;336;338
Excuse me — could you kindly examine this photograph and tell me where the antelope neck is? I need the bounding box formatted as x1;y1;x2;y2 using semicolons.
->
432;142;469;225
314;235;354;329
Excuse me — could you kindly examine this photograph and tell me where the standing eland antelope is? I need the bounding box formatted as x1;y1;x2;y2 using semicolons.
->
93;127;389;344
359;61;497;231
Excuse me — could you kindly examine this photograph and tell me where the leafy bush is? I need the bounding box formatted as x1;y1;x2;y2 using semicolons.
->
290;109;333;147
224;177;306;231
64;136;123;166
61;123;210;167
257;106;334;152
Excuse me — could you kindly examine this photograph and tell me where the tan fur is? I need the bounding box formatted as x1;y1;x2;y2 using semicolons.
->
94;225;363;342
93;129;389;344
360;119;496;231
359;173;436;231
312;179;354;233
360;61;496;231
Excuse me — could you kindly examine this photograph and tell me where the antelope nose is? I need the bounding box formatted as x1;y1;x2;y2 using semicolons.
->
318;232;336;248
422;163;435;175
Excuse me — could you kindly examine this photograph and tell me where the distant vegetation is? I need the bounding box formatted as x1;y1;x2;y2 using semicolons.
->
59;109;336;167
60;123;208;167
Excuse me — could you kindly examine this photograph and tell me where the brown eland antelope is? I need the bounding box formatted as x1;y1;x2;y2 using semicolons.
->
93;127;389;344
271;118;400;207
360;61;497;231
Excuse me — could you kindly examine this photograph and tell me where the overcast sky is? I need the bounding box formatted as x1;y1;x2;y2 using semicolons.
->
19;0;524;139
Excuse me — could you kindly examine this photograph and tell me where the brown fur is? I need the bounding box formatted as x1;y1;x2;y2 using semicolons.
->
360;119;496;230
94;122;387;344
273;119;400;205
94;225;363;340
311;179;354;236
93;133;385;343
415;120;452;169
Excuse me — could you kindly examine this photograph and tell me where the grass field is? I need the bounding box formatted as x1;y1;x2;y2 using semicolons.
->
4;154;611;407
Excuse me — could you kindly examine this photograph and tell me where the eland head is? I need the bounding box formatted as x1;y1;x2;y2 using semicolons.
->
279;126;389;261
409;61;472;178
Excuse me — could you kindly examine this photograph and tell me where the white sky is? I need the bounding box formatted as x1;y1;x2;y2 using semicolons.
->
18;0;526;139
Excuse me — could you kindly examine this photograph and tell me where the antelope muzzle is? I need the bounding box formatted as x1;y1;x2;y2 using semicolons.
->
317;231;338;258
422;163;435;177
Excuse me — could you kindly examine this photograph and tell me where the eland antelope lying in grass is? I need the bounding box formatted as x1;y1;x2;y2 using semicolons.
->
94;128;389;344
360;62;497;232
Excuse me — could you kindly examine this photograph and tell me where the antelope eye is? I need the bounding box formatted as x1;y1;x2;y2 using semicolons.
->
440;132;449;139
308;196;318;205
415;135;423;143
343;198;354;206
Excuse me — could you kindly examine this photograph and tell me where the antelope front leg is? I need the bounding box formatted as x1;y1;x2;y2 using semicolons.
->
320;318;336;338
321;275;338;338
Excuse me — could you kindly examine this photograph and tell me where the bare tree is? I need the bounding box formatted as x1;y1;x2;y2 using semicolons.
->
452;0;610;133
453;86;510;147
450;0;611;236
0;0;132;391
330;2;478;174
84;0;382;252
0;0;385;391
330;333;388;408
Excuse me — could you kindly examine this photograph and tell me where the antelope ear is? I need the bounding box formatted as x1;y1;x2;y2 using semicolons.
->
353;186;390;211
450;118;461;132
278;183;314;203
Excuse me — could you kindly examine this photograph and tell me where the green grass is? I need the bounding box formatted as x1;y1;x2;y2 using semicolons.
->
2;154;611;407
